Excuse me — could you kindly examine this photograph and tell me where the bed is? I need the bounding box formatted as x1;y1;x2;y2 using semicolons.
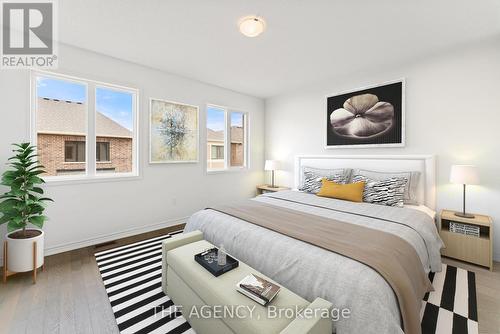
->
184;155;444;334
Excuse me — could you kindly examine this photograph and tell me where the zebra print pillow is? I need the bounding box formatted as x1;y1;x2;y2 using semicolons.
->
299;168;350;194
352;174;407;207
352;169;421;205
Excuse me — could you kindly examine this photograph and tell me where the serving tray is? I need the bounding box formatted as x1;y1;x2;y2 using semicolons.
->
194;247;239;277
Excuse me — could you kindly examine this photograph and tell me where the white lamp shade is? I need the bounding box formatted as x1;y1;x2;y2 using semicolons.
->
450;165;479;185
264;160;280;171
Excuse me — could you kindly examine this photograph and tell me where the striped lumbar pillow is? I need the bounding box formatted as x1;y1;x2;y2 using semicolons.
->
352;174;407;207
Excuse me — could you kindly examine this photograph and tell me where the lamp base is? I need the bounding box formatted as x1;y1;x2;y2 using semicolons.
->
454;212;475;219
267;184;279;189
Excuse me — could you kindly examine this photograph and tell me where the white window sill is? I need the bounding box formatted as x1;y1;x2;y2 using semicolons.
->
62;161;112;164
43;173;141;186
207;167;248;175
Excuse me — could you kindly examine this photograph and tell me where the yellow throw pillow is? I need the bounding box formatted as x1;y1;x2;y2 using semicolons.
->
317;178;366;202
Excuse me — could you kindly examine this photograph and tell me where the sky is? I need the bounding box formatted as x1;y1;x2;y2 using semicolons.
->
37;76;241;133
37;77;133;130
207;105;243;131
37;77;86;102
95;88;133;131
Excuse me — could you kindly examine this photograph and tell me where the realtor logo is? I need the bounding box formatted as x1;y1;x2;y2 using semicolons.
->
1;0;58;68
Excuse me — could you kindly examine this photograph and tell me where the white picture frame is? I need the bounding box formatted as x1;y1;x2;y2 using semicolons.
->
325;78;406;149
149;98;199;164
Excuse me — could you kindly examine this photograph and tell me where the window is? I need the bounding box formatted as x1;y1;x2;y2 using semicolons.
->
96;142;110;162
211;145;224;160
65;141;86;162
32;72;138;180
64;141;109;162
206;106;226;170
230;112;246;167
206;104;248;171
95;87;133;174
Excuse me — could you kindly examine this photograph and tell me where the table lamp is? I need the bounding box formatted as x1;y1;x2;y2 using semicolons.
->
264;160;280;188
450;165;479;218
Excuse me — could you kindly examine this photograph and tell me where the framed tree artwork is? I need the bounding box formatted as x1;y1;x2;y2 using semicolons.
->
325;79;405;148
150;98;199;163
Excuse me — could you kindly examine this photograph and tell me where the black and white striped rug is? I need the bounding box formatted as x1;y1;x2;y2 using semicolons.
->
95;234;478;334
94;231;195;334
421;264;478;334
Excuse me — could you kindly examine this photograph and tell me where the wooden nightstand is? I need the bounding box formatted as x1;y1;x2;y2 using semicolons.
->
256;184;291;195
439;210;493;271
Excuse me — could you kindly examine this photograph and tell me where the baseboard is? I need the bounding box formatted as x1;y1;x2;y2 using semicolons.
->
45;217;188;257
0;217;188;265
3;220;495;267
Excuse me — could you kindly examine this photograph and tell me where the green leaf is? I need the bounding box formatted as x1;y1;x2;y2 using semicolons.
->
0;215;10;225
27;165;45;172
0;194;17;200
28;203;45;213
31;187;44;194
1;171;17;182
28;170;46;176
28;176;44;184
7;221;24;232
10;187;26;197
0;198;19;211
10;216;23;225
13;142;29;149
24;153;38;160
29;215;46;228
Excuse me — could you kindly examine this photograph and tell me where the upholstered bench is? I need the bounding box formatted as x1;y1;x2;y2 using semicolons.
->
162;230;333;334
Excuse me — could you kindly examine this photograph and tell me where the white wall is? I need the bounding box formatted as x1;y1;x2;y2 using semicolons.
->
265;38;500;261
0;44;265;260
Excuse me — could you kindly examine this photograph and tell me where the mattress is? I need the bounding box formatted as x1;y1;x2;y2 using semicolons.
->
184;190;444;334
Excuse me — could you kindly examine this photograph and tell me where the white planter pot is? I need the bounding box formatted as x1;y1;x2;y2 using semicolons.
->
5;229;44;273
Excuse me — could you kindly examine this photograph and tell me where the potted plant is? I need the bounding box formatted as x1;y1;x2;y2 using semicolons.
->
0;143;53;281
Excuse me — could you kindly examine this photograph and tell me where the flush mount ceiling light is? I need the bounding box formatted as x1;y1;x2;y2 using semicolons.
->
239;16;266;37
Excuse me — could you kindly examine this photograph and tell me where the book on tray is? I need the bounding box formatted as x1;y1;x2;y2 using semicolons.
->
236;273;280;306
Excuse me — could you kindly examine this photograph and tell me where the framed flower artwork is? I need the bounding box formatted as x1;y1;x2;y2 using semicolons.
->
325;79;405;148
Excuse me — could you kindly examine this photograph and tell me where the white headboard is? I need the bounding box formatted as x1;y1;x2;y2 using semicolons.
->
294;155;436;209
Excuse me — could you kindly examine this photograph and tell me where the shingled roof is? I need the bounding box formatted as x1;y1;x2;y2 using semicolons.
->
207;127;243;144
36;98;132;138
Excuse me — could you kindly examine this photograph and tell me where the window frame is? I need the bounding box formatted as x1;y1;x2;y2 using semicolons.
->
64;141;86;163
206;103;249;173
30;70;140;184
96;142;111;163
64;141;110;163
228;111;247;169
210;144;225;160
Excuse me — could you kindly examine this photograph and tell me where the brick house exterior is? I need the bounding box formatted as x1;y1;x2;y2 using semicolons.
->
207;127;244;169
37;134;132;175
36;98;133;176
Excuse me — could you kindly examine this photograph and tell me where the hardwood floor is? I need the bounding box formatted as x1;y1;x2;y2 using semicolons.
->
0;225;184;334
0;228;499;334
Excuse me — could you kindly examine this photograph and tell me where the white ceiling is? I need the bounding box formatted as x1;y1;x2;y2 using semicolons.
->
59;0;500;98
